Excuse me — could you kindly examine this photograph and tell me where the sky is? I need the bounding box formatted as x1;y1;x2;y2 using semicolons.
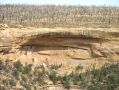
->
0;0;119;6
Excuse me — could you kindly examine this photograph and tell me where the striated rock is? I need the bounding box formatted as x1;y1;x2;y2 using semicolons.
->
0;27;119;68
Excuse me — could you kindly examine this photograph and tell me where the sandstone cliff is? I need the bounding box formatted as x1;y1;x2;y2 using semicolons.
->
0;25;119;69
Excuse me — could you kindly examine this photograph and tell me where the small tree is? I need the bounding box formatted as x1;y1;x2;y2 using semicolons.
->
13;60;23;72
48;70;61;85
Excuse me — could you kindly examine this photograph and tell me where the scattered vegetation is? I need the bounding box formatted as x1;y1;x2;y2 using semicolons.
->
0;59;119;90
0;5;119;28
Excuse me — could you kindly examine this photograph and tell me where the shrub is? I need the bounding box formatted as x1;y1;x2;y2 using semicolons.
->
9;79;16;86
70;71;82;85
49;64;62;70
87;63;119;90
23;64;33;75
23;84;32;90
48;70;61;85
12;70;21;80
62;73;72;89
13;60;23;72
35;71;46;85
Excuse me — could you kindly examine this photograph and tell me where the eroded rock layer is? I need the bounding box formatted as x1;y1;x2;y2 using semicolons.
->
0;26;119;68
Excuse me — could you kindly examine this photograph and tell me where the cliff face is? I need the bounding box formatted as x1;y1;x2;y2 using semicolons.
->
0;25;119;68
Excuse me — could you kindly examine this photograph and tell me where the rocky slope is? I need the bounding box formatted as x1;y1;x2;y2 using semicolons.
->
0;25;119;69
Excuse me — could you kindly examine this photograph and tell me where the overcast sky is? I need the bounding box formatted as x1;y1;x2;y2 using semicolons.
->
0;0;119;6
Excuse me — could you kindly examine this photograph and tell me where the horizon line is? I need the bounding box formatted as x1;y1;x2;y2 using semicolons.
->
0;3;119;7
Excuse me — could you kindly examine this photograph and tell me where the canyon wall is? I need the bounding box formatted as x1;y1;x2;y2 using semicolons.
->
0;25;119;69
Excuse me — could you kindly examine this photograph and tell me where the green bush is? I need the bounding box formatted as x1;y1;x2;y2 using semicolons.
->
23;84;32;90
87;63;119;90
23;64;33;75
37;71;46;85
0;59;119;90
13;60;23;72
9;79;16;86
12;70;21;80
48;70;61;85
62;73;72;89
49;64;62;70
